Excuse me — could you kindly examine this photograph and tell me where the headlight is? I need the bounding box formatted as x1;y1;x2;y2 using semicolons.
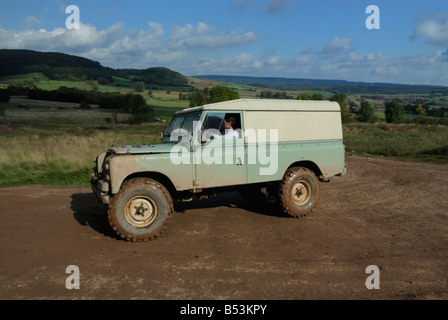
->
96;152;107;173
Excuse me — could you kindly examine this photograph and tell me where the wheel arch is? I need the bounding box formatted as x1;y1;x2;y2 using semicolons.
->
286;160;323;178
123;172;177;198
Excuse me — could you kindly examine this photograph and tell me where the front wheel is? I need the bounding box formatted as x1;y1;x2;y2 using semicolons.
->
108;178;173;241
279;167;320;218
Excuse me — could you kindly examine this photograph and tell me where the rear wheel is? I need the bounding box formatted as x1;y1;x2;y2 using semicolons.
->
108;178;173;241
279;167;319;217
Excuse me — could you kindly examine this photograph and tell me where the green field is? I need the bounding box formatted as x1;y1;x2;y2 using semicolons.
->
343;123;448;163
0;109;168;187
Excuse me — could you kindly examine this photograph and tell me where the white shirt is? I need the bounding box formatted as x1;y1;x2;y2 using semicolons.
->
213;129;239;140
223;129;239;139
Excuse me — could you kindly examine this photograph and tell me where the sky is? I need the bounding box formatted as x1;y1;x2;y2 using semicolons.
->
0;0;447;86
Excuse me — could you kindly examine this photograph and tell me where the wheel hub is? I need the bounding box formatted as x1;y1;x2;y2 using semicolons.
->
291;180;311;206
124;196;157;227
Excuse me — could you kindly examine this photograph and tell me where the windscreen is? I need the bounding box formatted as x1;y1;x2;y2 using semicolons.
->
162;112;201;142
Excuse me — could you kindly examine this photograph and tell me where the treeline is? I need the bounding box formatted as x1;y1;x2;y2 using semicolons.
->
0;85;154;123
0;50;104;76
403;103;448;118
184;86;240;108
348;98;448;125
120;67;188;87
195;75;448;95
0;50;190;88
294;91;448;125
257;90;294;99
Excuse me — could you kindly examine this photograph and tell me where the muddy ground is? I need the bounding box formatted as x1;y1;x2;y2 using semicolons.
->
0;155;447;300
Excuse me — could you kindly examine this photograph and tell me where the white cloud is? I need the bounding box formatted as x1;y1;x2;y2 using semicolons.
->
339;52;388;69
24;16;42;25
412;12;448;48
321;37;352;56
180;53;265;75
0;22;259;69
394;50;445;69
168;23;258;49
0;23;125;53
267;55;281;64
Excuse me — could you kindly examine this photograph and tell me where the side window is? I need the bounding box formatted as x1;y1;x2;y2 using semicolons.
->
201;112;242;141
202;113;225;132
201;113;224;142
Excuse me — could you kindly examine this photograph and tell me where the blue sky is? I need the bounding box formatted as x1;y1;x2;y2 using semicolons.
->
0;0;447;85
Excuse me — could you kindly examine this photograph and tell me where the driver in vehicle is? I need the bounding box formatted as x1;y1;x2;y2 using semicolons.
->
215;116;239;140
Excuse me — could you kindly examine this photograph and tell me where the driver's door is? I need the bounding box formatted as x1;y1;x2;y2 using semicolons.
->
193;111;246;189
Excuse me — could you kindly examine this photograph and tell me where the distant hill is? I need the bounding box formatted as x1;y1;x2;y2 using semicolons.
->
0;49;189;87
194;75;447;95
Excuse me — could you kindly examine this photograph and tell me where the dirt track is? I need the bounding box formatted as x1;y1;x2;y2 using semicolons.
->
0;155;447;300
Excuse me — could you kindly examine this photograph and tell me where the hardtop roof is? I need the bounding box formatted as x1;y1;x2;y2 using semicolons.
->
175;99;340;115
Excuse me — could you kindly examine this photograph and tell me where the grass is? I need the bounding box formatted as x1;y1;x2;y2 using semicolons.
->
0;124;167;187
343;122;448;163
153;107;183;121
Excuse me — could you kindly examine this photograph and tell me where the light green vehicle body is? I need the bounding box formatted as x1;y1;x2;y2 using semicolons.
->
91;99;346;205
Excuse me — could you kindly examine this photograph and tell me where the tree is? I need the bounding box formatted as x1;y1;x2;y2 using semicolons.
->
357;100;377;123
297;92;310;100
310;93;324;100
298;92;324;101
124;93;146;113
134;82;145;93
330;92;351;123
189;91;208;108
189;86;239;107
385;101;404;123
124;93;154;124
209;86;239;103
88;80;99;91
416;104;426;122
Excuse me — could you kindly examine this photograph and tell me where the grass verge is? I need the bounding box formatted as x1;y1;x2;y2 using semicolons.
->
0;123;166;187
343;122;448;163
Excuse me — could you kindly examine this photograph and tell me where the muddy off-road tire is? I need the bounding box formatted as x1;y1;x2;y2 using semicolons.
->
279;167;320;218
108;178;173;241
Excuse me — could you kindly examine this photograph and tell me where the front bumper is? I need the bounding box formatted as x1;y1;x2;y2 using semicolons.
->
90;172;110;205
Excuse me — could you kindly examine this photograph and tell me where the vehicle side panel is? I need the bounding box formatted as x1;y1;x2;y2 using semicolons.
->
246;140;345;183
108;153;193;194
